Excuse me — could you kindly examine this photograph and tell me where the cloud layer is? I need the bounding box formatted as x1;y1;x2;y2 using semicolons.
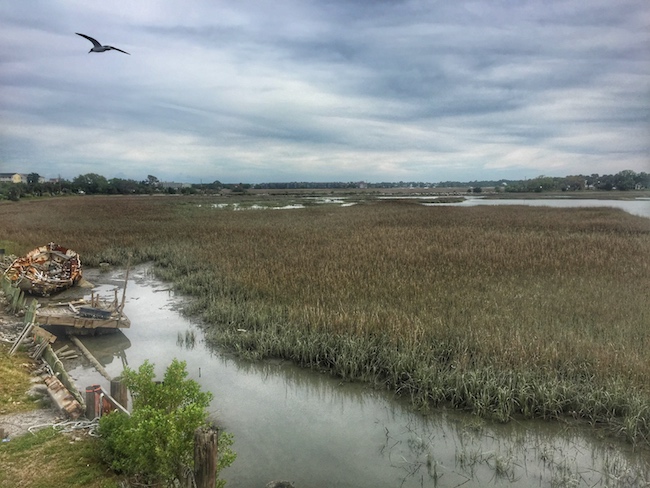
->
1;0;648;183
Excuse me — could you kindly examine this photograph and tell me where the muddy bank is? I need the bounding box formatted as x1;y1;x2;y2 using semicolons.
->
0;408;63;439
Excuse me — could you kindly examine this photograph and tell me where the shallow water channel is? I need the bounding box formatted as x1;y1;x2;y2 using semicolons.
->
431;197;650;219
64;267;649;487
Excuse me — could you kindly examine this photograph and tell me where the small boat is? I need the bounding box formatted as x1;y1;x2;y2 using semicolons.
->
3;243;82;296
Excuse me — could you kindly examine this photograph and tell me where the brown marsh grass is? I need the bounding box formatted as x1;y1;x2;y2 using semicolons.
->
1;195;649;444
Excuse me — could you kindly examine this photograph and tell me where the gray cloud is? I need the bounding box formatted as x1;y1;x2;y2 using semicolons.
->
0;0;648;183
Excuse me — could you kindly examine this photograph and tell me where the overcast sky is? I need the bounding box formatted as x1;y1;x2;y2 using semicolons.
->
1;1;648;183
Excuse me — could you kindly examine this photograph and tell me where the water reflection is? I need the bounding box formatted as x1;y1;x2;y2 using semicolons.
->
377;411;650;487
66;267;649;487
424;197;650;218
229;358;376;409
81;331;131;367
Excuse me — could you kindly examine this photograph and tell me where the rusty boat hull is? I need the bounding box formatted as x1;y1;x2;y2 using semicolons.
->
4;243;82;296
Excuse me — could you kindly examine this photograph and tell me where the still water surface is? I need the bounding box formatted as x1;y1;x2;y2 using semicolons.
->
66;267;649;487
425;197;650;218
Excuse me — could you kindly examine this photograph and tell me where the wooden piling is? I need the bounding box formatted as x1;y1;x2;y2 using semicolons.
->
110;377;128;410
85;384;129;419
85;384;101;419
194;427;218;488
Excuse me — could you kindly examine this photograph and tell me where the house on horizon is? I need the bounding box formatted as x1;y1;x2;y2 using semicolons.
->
0;173;27;184
160;181;192;190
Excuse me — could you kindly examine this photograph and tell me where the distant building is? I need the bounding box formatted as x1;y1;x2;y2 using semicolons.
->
160;181;192;190
0;173;26;184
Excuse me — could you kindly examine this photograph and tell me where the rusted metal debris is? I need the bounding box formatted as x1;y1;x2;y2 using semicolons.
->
3;243;82;297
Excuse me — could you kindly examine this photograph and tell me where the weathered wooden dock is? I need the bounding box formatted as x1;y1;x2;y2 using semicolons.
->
35;284;130;333
3;272;131;334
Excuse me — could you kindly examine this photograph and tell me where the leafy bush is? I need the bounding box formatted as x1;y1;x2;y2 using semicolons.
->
98;359;235;486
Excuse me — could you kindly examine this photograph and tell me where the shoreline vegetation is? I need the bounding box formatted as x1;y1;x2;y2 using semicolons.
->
1;193;649;448
2;168;648;200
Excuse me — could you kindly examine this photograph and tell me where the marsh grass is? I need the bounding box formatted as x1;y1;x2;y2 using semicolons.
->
0;343;38;415
0;239;21;255
177;329;196;349
1;195;649;445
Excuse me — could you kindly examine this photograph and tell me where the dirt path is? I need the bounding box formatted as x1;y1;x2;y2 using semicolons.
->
0;408;64;439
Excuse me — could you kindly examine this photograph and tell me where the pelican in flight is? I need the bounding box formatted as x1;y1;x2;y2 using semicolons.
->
76;33;130;55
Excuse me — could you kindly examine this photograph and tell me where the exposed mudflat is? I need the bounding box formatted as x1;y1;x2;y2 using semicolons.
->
0;407;64;439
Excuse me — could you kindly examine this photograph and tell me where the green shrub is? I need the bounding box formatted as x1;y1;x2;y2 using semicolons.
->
98;359;235;486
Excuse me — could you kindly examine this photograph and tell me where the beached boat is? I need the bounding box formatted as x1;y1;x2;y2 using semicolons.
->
3;243;82;296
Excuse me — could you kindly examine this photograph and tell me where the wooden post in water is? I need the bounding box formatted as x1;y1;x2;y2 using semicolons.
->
85;385;101;419
110;377;128;411
194;427;218;488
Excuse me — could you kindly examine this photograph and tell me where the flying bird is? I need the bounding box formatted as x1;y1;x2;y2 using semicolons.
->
76;33;130;55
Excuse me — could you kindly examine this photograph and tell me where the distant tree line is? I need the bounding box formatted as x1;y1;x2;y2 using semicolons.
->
0;169;647;201
439;170;649;192
0;173;196;201
500;170;649;193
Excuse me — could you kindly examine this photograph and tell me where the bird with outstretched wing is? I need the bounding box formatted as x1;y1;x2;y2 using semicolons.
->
76;33;130;55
